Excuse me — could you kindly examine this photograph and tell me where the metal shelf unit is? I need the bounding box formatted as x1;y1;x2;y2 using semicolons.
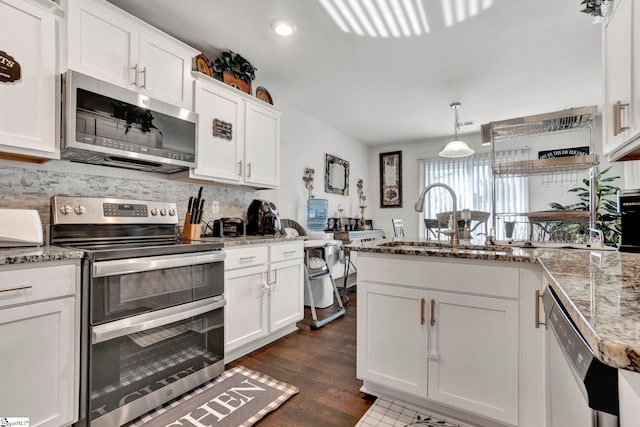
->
482;106;599;238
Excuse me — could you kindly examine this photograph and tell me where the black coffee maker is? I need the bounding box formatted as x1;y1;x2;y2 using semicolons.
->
246;199;281;235
619;189;640;252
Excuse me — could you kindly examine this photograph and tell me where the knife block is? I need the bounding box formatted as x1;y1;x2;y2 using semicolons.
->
182;213;201;241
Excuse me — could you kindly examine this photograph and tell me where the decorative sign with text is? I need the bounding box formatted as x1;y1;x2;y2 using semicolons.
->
538;146;589;160
0;51;21;83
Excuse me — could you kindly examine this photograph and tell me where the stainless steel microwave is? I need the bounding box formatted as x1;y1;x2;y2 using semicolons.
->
60;70;197;173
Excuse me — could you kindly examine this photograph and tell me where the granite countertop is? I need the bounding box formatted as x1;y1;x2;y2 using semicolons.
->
351;238;640;372
0;245;84;265
198;235;306;247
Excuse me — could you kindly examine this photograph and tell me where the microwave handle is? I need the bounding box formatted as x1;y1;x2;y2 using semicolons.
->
92;295;226;344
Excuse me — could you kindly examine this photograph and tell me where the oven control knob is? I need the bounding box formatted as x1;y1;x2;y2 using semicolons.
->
150;208;158;216
74;205;86;215
160;209;167;216
168;209;176;216
59;205;72;215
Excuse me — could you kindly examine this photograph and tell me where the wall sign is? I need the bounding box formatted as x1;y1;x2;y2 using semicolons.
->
538;146;589;159
0;51;21;83
212;118;232;140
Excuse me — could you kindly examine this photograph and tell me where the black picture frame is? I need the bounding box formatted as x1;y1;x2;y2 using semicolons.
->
380;151;402;208
325;154;350;195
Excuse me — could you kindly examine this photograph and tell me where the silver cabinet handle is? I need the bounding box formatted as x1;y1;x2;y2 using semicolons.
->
420;297;425;325
430;298;436;326
535;290;545;328
92;295;225;344
238;161;243;176
283;250;297;255
239;255;256;262
613;100;629;136
0;285;32;293
93;251;226;277
141;66;147;89
132;64;139;86
247;162;252;178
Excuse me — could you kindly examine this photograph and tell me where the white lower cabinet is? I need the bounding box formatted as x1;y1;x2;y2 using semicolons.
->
224;241;303;362
357;253;544;427
0;261;80;427
427;291;518;424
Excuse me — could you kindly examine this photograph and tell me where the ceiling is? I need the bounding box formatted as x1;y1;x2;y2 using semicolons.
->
107;0;602;146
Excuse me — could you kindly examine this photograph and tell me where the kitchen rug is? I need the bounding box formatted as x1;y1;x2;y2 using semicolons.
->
356;397;476;427
125;366;298;427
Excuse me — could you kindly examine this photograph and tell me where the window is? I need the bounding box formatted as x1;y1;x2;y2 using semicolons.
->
418;149;529;240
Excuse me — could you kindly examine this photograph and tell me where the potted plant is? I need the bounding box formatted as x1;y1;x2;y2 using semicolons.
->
548;166;621;245
580;0;610;18
212;50;257;94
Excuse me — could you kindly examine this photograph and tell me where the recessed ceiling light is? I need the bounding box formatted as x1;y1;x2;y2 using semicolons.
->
272;20;296;36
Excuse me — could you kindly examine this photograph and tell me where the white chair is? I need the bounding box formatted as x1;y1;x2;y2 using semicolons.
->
392;218;405;238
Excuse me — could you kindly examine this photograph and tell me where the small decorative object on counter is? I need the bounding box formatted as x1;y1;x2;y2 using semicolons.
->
212;50;257;94
303;167;315;199
357;178;367;229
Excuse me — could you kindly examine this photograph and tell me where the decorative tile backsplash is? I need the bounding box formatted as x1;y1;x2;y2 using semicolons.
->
0;163;259;229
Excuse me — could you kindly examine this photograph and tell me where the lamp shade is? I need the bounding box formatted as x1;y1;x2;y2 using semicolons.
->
439;139;475;158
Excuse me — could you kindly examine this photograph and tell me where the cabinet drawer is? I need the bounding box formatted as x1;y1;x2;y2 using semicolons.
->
270;242;303;263
0;264;77;309
224;246;268;271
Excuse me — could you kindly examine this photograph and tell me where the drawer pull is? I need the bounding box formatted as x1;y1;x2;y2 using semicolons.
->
283;250;297;255
0;285;33;293
239;256;257;262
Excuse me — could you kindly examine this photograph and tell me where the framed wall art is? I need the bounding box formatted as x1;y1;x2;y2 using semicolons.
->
325;154;349;195
380;151;402;208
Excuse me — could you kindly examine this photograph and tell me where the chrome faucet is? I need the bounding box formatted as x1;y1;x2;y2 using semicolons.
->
414;183;459;245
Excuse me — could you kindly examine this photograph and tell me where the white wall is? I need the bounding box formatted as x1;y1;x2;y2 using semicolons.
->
367;116;624;239
259;99;369;227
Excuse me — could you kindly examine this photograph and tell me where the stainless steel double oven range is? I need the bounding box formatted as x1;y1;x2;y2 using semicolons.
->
50;196;226;427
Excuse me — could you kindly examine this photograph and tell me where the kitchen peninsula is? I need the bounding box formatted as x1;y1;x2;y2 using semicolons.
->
351;239;640;427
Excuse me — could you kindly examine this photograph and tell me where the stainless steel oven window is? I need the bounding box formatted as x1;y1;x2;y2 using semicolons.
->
89;297;224;425
92;259;223;324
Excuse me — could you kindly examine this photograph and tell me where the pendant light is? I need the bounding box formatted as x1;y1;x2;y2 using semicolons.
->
439;102;475;158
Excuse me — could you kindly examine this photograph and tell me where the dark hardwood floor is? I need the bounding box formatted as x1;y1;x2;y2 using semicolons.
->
226;287;375;426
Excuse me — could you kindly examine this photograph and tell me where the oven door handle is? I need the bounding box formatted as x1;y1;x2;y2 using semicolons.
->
93;251;226;277
92;295;226;344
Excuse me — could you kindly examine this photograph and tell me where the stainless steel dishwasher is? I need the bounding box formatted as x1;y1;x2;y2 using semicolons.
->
542;286;618;426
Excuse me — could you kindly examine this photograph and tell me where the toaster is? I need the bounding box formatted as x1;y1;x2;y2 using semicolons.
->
212;217;246;237
246;199;281;235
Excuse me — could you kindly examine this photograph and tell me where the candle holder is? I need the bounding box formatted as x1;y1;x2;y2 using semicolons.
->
337;205;344;231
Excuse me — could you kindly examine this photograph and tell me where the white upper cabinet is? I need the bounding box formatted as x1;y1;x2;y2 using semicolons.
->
174;73;281;189
0;0;58;160
67;0;197;109
603;0;640;160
